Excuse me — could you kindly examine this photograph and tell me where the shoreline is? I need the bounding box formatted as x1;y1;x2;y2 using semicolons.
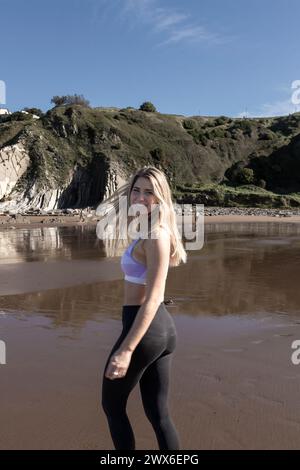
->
1;206;300;231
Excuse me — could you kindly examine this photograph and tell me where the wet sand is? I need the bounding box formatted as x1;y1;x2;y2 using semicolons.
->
1;215;300;449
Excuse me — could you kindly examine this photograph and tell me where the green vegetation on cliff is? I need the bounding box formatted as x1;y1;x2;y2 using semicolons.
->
1;104;300;209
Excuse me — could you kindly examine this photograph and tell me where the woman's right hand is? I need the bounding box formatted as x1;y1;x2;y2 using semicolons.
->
105;349;133;380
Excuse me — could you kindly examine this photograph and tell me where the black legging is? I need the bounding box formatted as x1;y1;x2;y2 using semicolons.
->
101;301;180;450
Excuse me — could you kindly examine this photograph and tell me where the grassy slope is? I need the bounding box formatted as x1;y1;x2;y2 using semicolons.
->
1;106;300;208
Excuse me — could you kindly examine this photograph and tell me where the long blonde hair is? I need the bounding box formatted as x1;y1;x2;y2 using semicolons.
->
95;166;187;267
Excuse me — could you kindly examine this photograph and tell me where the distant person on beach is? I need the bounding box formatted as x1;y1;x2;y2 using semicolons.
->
97;166;187;450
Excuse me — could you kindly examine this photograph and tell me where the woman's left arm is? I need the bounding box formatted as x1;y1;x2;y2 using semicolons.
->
118;229;171;353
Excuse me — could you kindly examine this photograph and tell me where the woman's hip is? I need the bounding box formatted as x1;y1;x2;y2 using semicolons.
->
122;301;177;338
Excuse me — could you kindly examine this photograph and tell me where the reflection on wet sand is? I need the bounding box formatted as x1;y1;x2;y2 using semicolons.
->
0;225;107;264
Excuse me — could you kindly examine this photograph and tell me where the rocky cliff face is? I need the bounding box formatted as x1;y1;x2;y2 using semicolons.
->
0;151;125;212
0;139;30;202
0;105;300;212
0;107;128;211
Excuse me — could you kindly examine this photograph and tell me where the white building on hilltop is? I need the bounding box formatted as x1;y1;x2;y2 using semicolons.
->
0;108;11;115
0;108;40;119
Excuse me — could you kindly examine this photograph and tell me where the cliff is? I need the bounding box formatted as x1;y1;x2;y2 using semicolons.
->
1;105;300;211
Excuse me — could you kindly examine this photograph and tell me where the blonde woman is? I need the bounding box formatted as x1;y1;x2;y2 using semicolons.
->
98;166;187;450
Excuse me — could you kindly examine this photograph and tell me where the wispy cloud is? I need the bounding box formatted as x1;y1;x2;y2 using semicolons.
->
154;11;189;32
238;98;299;118
157;25;222;47
120;0;226;47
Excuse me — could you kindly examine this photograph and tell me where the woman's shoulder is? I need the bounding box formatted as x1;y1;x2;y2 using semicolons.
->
141;226;170;255
149;224;170;240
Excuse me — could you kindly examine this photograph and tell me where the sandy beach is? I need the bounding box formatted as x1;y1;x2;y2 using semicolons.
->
1;207;300;232
1;214;300;449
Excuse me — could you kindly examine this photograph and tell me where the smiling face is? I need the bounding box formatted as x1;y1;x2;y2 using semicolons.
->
130;177;158;215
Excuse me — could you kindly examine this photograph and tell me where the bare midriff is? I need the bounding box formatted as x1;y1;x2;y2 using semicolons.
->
123;281;164;306
123;281;147;305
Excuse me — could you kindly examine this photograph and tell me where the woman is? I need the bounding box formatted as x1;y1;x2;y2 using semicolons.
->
98;166;187;450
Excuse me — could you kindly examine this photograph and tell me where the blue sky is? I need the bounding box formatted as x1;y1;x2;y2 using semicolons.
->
1;0;300;117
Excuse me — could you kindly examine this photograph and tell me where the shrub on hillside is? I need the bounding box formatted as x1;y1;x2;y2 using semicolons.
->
183;119;195;129
139;101;157;112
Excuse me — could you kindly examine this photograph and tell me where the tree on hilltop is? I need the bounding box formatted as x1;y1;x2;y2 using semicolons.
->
51;94;90;107
139;101;157;112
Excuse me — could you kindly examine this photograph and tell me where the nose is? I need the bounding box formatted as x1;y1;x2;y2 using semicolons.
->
135;194;146;203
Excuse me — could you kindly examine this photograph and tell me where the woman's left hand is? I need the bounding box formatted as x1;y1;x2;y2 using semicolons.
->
105;349;133;380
